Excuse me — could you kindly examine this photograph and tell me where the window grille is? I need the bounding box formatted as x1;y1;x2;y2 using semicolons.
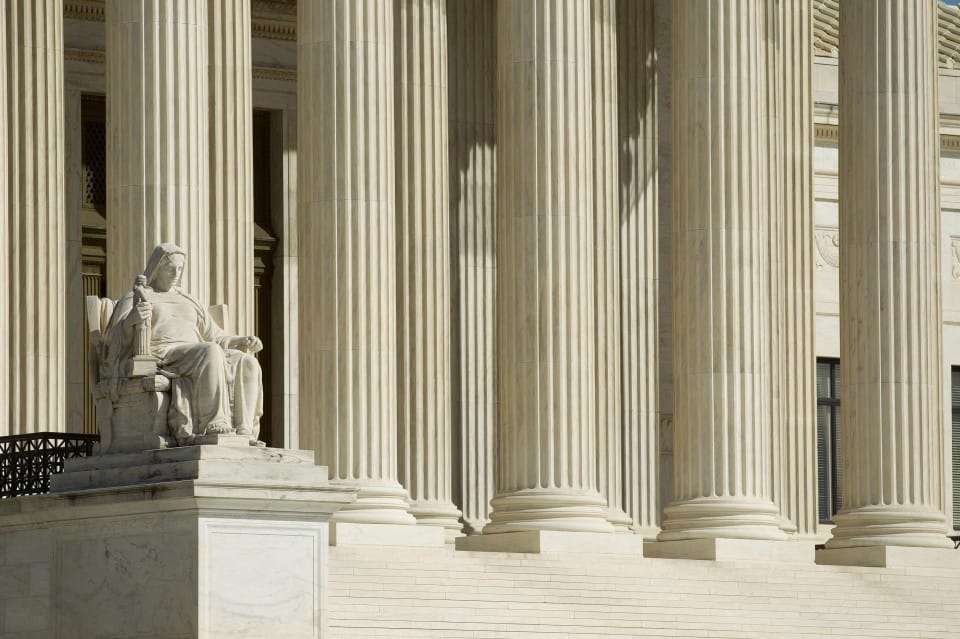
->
81;107;106;211
952;367;960;531
816;358;841;524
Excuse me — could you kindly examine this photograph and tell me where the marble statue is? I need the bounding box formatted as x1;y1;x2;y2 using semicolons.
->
99;243;264;446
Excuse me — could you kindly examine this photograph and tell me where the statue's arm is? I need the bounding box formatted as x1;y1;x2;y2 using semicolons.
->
187;291;263;354
189;295;232;348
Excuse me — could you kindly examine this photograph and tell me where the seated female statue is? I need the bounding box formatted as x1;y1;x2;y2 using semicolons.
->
102;243;264;445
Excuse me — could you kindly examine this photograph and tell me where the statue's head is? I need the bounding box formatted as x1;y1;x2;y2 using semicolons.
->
144;243;186;292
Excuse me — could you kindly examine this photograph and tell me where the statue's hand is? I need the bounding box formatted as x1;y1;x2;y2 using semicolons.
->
126;301;153;326
233;336;263;354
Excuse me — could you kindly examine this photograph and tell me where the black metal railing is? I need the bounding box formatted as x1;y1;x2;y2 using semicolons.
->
0;432;99;498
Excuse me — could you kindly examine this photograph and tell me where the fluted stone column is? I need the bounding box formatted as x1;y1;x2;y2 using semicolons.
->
0;3;9;436
298;0;417;529
657;0;785;545
395;0;463;541
592;0;632;533
777;0;819;540
207;0;254;334
765;0;788;534
826;0;949;552
449;0;497;535
482;0;612;537
106;0;209;300
618;0;660;539
4;0;66;435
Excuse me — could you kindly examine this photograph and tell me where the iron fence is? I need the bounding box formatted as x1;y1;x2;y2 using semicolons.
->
0;432;99;498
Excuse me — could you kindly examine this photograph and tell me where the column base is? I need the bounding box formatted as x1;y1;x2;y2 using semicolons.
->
455;529;644;555
631;524;662;541
607;506;635;533
329;521;446;547
330;480;418;526
825;505;951;550
484;488;615;535
409;500;465;543
816;545;960;568
645;538;814;563
658;496;787;542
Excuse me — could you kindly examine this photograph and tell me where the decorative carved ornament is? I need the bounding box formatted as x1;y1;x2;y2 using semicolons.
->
65;48;105;65
814;226;840;270
814;0;960;69
252;66;297;82
64;0;103;22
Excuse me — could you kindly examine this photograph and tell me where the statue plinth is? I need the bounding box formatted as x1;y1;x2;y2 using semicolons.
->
0;444;356;638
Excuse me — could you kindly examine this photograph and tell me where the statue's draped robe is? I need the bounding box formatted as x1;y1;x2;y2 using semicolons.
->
102;287;263;443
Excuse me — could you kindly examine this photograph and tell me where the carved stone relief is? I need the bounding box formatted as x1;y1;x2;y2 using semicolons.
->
814;226;840;270
951;236;960;280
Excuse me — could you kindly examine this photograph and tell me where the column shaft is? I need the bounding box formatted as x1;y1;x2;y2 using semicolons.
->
106;0;209;300
5;0;66;434
449;0;497;535
829;0;949;549
268;110;298;448
298;0;414;525
618;0;660;538
0;2;8;436
765;0;788;534
487;0;612;535
395;0;463;540
208;0;254;334
592;0;632;532
660;0;784;541
778;0;818;538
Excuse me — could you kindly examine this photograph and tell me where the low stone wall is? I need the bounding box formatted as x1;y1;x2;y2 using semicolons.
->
328;546;960;638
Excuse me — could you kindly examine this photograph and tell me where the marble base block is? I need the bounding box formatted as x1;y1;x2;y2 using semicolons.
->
455;530;645;555
329;521;446;547
0;446;355;639
816;545;960;568
644;538;815;563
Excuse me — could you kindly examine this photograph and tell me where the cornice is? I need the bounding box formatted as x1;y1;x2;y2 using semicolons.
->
813;118;960;152
252;66;297;82
65;47;295;82
64;0;297;42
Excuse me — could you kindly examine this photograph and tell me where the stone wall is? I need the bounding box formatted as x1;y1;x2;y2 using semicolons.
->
328;546;960;638
0;529;51;639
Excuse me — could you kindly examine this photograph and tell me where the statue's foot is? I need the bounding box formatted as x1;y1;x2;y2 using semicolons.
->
249;440;266;448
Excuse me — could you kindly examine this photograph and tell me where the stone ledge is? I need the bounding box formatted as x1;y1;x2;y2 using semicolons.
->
644;538;815;563
454;530;645;555
816;545;960;568
50;445;322;493
329;522;446;548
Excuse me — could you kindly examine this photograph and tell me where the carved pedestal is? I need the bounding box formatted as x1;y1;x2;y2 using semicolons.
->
0;445;355;639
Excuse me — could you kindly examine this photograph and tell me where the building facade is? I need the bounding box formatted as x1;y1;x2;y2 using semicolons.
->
3;0;960;636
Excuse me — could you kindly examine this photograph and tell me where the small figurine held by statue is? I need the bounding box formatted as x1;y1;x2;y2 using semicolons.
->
88;243;265;452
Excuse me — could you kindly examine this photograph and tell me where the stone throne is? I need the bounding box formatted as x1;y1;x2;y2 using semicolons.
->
84;294;234;454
